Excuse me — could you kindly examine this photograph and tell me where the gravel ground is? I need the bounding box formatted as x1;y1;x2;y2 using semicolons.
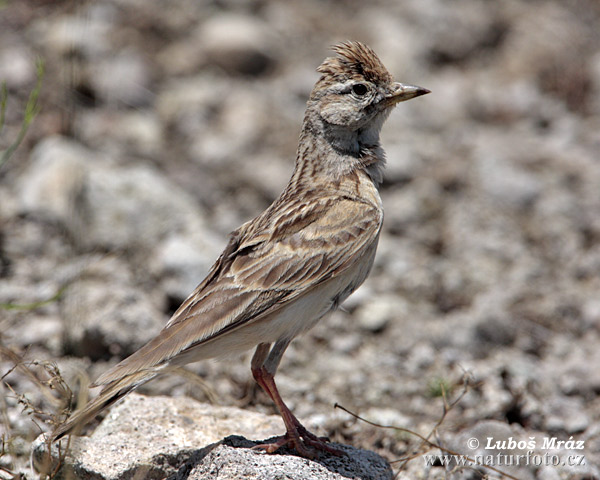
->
1;1;599;478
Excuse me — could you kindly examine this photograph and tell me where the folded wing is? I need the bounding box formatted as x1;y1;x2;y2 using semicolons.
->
94;195;382;386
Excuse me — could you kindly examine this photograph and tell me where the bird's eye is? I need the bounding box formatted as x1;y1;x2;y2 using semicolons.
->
351;83;368;96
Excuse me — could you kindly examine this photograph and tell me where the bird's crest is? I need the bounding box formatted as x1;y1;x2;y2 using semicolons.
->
316;41;392;86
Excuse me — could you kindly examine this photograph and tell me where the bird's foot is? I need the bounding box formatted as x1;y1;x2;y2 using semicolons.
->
253;424;345;459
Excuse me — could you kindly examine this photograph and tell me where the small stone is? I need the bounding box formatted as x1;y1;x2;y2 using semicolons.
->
543;397;590;434
475;149;542;209
18;136;88;232
152;232;222;301
32;9;112;57
75;110;164;156
80;163;208;252
60;256;165;360
0;47;35;88
90;50;152;106
200;14;276;76
356;295;408;333
471;315;517;358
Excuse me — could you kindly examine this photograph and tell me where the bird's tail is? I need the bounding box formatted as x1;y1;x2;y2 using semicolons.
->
52;369;158;441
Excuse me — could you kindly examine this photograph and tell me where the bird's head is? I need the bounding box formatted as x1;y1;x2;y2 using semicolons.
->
308;41;429;149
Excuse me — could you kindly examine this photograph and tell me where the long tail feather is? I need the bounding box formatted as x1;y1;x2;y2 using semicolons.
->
52;369;158;440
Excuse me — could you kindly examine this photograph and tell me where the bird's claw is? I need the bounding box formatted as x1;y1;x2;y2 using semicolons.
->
252;426;345;459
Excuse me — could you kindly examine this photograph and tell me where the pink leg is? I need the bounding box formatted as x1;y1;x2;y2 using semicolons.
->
251;361;344;458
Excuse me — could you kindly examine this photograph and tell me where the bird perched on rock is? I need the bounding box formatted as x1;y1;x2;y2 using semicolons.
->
53;41;429;458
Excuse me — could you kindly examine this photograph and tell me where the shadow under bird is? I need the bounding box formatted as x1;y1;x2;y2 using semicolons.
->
53;41;429;458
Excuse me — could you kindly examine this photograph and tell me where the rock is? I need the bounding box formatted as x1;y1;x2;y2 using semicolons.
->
542;396;590;434
18;136;88;232
75;110;164;156
536;466;562;480
474;139;542;209
355;294;408;333
553;335;600;397
80;162;208;252
155;76;225;136
60;256;166;360
199;14;276;76
0;46;36;88
471;315;517;357
191;87;273;167
18;136;205;254
498;2;593;111
172;435;392;480
31;5;114;57
33;393;282;479
151;232;222;301
416;0;507;66
90;50;152;106
33;393;391;480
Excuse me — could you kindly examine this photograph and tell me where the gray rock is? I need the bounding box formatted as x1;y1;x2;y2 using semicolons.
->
75;110;164;157
60;256;165;359
415;0;507;65
18;136;205;255
171;435;392;480
151;231;222;301
80;162;209;252
356;294;407;333
199;14;276;76
471;315;517;357
19;136;88;232
33;393;391;480
542;396;590;434
31;6;114;57
33;393;282;479
0;46;36;88
90;50;153;106
191;88;273;167
536;466;562;480
554;339;600;397
475;144;542;209
156;76;226;137
498;1;593;111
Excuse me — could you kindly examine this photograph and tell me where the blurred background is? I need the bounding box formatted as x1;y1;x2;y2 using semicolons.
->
1;0;599;477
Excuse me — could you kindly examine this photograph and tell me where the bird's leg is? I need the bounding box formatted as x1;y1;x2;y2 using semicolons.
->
250;341;344;458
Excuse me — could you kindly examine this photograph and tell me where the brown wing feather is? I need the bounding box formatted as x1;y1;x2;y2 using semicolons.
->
94;195;381;386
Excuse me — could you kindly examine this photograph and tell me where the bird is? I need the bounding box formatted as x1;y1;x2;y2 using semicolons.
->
52;41;429;458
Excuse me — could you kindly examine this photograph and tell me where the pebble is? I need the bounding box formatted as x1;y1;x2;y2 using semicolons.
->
199;13;277;76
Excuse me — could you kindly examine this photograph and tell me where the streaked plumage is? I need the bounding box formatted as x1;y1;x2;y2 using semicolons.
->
53;41;429;457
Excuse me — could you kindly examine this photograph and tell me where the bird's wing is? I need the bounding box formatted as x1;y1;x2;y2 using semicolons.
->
94;195;382;385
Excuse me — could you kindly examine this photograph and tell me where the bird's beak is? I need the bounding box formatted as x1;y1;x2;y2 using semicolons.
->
382;82;430;107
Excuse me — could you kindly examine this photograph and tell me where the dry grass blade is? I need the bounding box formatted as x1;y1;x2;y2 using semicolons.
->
0;341;76;479
170;366;219;404
0;347;72;412
335;374;520;480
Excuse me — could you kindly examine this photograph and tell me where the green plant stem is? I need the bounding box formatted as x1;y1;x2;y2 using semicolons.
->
0;58;45;169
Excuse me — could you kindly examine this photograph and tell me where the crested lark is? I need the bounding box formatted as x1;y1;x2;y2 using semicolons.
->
53;41;429;458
